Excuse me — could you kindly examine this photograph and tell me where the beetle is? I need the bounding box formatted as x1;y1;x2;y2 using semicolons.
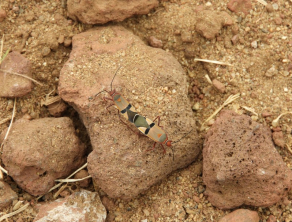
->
94;67;193;154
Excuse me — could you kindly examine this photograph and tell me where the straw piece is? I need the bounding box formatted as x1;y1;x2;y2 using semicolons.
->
194;58;233;66
0;203;29;221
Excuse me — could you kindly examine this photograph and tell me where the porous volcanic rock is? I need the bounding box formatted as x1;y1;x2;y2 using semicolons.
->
67;0;158;24
34;190;106;222
58;26;200;200
0;51;32;98
2;117;86;196
0;181;18;210
203;110;292;209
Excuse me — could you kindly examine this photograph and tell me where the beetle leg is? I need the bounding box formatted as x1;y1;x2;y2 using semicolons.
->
153;116;163;128
103;96;113;102
106;103;115;113
146;142;157;152
160;144;166;154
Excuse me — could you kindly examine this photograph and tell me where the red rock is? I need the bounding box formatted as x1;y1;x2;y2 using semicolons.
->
0;181;18;209
34;190;106;222
195;10;233;39
58;26;200;200
67;0;159;24
227;0;252;15
0;51;32;98
272;131;285;148
274;17;282;25
148;36;163;48
262;111;273;118
203;110;292;209
212;79;225;93
74;169;91;188
219;209;259;222
267;215;276;222
231;35;239;45
2;117;86;196
0;9;6;22
47;100;67;117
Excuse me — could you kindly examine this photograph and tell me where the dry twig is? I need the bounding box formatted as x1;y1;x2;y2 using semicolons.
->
55;175;92;183
200;93;240;131
0;98;16;150
194;58;233;66
37;163;88;200
272;112;292;127
0;203;29;221
0;69;43;86
241;106;258;116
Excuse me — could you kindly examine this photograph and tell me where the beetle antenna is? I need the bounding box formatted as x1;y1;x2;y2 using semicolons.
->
110;66;121;91
172;129;194;144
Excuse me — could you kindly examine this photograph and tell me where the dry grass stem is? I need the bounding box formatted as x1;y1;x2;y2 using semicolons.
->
41;95;61;106
55;175;92;183
12;201;23;211
272;112;292;127
37;163;88;200
0;69;43;86
0;98;16;150
205;74;213;84
194;58;233;66
241;106;258;116
0;34;4;64
0;169;3;180
0;166;8;176
200;93;240;131
256;0;267;6
53;184;67;199
0;203;29;221
285;144;292;155
0;117;11;126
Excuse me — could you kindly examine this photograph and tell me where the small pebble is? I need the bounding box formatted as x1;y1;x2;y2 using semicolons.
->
272;3;278;10
58;35;65;44
212;79;225;93
251;41;257;48
266;4;273;13
148;36;163;48
265;65;278;77
192;102;200;111
0;9;7;22
41;47;51;57
64;38;72;47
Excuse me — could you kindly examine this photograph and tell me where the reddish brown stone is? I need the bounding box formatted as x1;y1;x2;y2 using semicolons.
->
67;0;159;24
219;209;259;222
227;0;252;15
0;51;32;98
272;131;285;148
267;215;276;222
203;110;292;209
148;36;163;48
212;79;226;93
0;181;18;210
2;117;86;196
58;26;200;200
195;10;233;40
0;9;7;22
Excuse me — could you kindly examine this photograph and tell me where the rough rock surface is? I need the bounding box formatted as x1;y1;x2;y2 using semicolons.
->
227;0;252;15
2;117;86;196
58;26;200;200
0;181;18;209
203;110;292;209
0;51;32;98
219;209;259;222
67;0;159;24
195;10;233;40
34;190;106;222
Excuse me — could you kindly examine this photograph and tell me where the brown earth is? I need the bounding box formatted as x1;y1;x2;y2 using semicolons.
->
0;0;292;221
